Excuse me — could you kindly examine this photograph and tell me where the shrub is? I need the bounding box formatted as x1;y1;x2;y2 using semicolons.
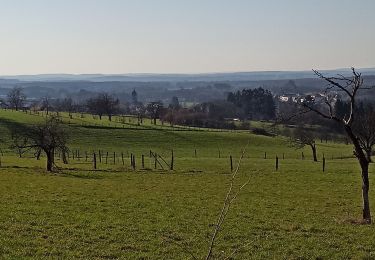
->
251;127;275;137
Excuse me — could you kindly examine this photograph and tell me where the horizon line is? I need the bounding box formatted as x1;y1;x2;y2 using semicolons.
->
1;67;375;78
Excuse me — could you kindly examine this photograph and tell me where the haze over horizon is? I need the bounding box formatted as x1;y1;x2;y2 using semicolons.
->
1;0;375;75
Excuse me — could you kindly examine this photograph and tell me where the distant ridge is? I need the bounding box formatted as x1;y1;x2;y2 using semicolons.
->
1;68;375;82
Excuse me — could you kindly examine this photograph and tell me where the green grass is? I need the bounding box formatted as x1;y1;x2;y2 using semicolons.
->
0;109;374;259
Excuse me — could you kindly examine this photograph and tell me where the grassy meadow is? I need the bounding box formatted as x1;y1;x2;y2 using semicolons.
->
0;109;374;259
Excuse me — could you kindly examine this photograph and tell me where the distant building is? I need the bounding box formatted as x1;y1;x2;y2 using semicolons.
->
224;118;240;122
279;96;289;102
278;93;300;103
131;89;138;105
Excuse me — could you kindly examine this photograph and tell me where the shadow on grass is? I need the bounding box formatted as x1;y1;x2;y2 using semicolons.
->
335;215;373;226
1;162;179;179
0;165;36;170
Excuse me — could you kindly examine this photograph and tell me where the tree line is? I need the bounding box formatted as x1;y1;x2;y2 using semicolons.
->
2;86;277;129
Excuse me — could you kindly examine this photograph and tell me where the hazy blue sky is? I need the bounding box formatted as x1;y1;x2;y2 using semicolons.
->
0;0;374;75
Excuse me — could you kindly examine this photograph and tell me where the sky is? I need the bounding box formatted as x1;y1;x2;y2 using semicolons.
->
0;0;374;75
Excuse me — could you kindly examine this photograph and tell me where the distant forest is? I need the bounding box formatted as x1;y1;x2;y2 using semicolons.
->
0;74;374;105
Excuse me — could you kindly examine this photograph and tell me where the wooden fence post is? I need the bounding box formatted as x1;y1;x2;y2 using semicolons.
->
132;155;136;170
276;156;279;171
106;152;108;164
113;152;116;165
99;150;102;163
93;153;97;169
323;155;326;172
154;153;157;169
264;152;267;159
170;150;174;170
194;149;197;158
230;155;233;172
142;154;145;169
121;152;124;166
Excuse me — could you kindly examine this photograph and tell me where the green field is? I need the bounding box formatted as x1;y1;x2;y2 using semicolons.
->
0;109;374;259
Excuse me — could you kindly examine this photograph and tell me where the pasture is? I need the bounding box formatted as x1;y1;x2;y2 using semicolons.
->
0;109;374;259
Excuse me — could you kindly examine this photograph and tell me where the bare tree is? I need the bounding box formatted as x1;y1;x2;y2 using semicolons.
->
162;146;251;260
135;103;146;125
353;108;375;163
11;116;69;171
300;68;373;223
146;101;163;125
87;97;105;120
289;126;318;161
7;87;26;111
87;93;120;121
41;96;52;115
57;97;76;118
205;147;250;260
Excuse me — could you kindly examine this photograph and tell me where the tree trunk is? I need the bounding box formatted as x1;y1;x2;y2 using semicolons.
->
311;144;318;162
99;114;102;120
46;149;54;172
153;117;156;125
36;149;41;160
361;162;371;223
366;149;373;163
62;151;68;164
345;125;372;223
108;114;112;121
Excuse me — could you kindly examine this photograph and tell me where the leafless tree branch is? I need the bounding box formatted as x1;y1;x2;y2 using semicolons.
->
205;143;249;260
